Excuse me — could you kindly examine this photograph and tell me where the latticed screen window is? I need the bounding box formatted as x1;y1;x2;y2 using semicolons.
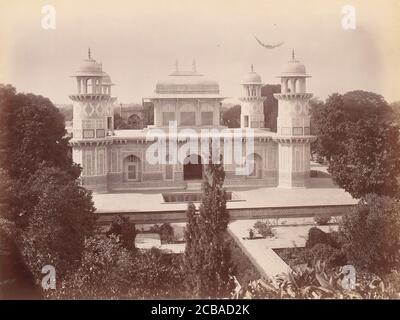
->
96;129;105;138
201;112;213;125
180;112;195;126
293;127;303;136
281;127;291;135
304;127;310;135
96;119;105;129
162;112;175;126
83;129;95;139
82;120;94;129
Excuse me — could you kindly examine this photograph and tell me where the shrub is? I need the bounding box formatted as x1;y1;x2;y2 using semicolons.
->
253;220;275;238
106;215;136;250
55;235;186;299
314;214;331;225
306;227;343;249
309;244;347;268
339;194;400;274
159;223;174;243
248;228;254;239
306;227;331;248
150;223;175;244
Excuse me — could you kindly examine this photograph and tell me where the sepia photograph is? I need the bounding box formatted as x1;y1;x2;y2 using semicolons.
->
0;0;400;309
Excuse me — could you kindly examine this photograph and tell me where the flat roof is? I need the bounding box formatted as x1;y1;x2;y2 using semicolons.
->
112;128;279;139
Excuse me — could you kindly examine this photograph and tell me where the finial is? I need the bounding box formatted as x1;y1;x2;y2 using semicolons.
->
175;59;179;72
88;48;92;59
192;59;197;72
292;48;295;60
251;64;254;72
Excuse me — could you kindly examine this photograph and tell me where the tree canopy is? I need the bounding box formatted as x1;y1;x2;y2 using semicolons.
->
0;84;79;181
311;90;400;198
222;105;241;128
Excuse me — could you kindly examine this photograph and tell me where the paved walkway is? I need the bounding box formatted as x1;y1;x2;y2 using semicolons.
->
228;219;338;277
93;186;356;214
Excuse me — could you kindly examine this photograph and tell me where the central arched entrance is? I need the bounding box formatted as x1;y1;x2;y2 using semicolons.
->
183;154;203;180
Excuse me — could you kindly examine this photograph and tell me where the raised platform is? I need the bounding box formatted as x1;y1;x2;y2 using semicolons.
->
93;177;358;224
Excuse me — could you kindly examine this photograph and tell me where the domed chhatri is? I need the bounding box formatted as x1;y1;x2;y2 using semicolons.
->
279;49;309;78
155;60;219;94
101;73;114;86
74;48;104;77
242;64;262;84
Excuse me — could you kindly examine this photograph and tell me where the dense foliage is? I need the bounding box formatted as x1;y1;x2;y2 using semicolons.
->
253;220;275;238
221;105;241;128
106;215;136;250
0;85;95;298
0;84;79;181
311;90;400;198
261;84;280;132
149;223;175;243
184;153;234;298
340;194;400;274
54;235;186;299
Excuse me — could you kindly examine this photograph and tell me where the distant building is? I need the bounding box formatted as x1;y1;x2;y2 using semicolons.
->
115;103;146;129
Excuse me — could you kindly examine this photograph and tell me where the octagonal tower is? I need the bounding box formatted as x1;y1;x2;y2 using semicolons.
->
69;49;116;191
239;65;266;129
273;50;315;188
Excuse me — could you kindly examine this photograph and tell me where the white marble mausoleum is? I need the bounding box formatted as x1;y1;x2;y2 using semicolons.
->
70;50;315;192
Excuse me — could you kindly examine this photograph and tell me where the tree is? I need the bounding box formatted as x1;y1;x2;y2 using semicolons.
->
261;84;280;132
340;194;400;274
143;101;154;125
0;85;97;299
150;223;175;243
106;215;136;250
57;235;186;299
184;153;234;298
222;105;241;128
390;101;400;126
311;90;400;198
309;98;326;161
0;217;41;299
0;84;79;181
311;94;347;160
329;118;400;198
17;166;96;287
57;234;134;299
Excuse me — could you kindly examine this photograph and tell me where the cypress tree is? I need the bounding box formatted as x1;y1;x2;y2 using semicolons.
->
184;150;233;298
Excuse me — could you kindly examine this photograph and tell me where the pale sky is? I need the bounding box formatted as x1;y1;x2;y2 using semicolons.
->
1;0;400;105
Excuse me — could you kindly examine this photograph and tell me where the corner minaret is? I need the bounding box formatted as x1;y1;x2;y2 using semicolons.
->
273;51;315;188
239;65;266;128
69;49;116;191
